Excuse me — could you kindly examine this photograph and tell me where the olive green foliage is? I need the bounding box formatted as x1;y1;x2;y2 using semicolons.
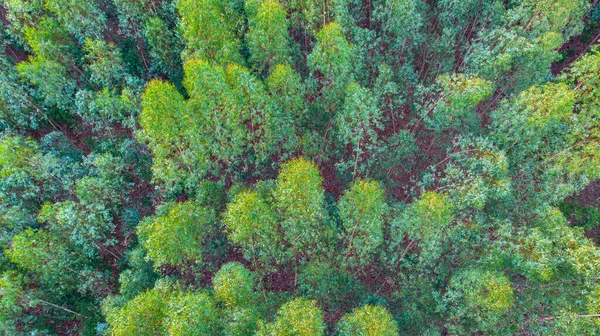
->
423;74;494;131
274;158;328;253
212;262;255;307
164;292;220;335
445;269;514;333
177;0;244;64
336;304;399;336
224;190;285;268
338;179;388;267
391;191;455;263
258;298;326;336
2;0;600;335
308;22;354;115
104;280;172;336
137;202;217;269
246;0;292;74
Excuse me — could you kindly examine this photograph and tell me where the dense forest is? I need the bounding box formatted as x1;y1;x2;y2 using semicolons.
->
1;0;600;334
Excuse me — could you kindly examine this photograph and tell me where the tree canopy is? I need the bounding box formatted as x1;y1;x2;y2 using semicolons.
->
1;0;600;334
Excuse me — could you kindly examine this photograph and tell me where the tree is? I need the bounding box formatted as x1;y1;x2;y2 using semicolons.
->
225;63;294;163
435;138;512;211
0;271;25;334
335;83;384;176
0;57;40;131
258;297;326;336
422;74;494;132
3;0;47;45
137;202;217;269
391;191;455;264
445;269;514;334
112;0;153;37
23;17;77;65
336;304;399;336
5;229;77;294
273;158;329;255
44;0;106;42
266;64;307;131
297;260;363;315
177;0;244;65
83;39;130;90
337;179;388;268
224;190;287;269
164;292;220;335
246;0;292;75
143;16;183;78
308;22;354;118
2;1;600;334
75;87;139;131
280;0;334;35
17;56;76;110
213;262;261;335
212;262;255;308
376;0;424;47
137;79;189;192
104;280;172;336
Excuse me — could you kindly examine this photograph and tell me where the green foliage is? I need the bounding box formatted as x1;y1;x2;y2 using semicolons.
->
436;139;512;211
335;83;384;176
83;39;130;90
391;191;455;264
445;269;514;333
376;0;425;49
274;158;328;253
164;292;220;335
213;262;262;335
0;57;39;131
282;0;333;34
104;280;172;336
560;199;600;231
224;190;286;268
112;0;152;36
1;1;600;334
336;304;399;336
5;229;77;293
212;262;255;308
137;201;217;269
44;0;106;42
337;179;388;267
3;0;47;44
137;79;187;190
75;87;139;130
423;74;494;131
258;297;326;336
246;0;292;74
266;64;307;130
308;22;354;115
23;17;77;63
143;16;182;78
17;56;76;110
0;272;24;334
297;260;363;315
177;0;244;64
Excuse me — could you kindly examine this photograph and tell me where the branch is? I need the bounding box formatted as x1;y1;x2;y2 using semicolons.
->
538;314;600;322
37;299;89;319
